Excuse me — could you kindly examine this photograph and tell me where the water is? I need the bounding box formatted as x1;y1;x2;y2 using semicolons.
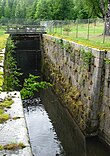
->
13;36;110;156
23;89;110;156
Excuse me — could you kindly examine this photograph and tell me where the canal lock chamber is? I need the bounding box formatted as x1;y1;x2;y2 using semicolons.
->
4;34;110;156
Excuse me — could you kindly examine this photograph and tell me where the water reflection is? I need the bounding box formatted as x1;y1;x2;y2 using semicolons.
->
24;99;65;156
24;88;110;156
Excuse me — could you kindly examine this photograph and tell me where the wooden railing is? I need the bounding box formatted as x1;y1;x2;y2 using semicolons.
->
6;25;46;34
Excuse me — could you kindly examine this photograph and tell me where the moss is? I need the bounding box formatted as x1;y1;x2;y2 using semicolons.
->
0;145;3;150
0;113;10;123
0;109;4;114
0;87;2;91
13;117;21;120
0;98;14;123
43;54;89;131
0;55;3;62
104;58;110;64
0;143;26;151
0;98;14;109
0;71;3;75
0;78;4;87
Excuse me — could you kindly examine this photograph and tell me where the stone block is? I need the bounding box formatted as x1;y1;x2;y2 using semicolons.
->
106;52;110;59
94;58;104;68
92;49;105;59
92;67;102;78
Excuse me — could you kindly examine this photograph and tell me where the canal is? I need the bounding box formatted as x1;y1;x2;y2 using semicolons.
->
23;88;110;156
13;35;110;156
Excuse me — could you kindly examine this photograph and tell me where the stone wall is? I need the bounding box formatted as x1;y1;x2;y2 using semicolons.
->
99;52;110;146
42;34;110;144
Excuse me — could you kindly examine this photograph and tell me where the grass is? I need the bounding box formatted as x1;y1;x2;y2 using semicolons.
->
48;22;110;50
0;98;14;123
0;143;26;150
0;27;9;51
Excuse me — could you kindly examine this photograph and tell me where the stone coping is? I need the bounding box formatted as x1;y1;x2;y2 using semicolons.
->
0;91;33;156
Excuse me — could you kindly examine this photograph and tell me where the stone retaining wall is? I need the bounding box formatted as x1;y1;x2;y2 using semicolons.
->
0;49;32;156
42;34;110;145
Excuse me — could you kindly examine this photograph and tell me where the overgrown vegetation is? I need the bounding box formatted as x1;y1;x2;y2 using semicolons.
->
3;37;22;91
104;58;110;64
81;48;93;69
0;33;9;51
20;74;52;99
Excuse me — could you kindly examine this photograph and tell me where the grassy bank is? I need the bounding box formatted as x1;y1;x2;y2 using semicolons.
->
0;27;9;50
48;22;110;51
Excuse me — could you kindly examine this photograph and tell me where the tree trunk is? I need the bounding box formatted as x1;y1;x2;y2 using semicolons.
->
104;0;110;35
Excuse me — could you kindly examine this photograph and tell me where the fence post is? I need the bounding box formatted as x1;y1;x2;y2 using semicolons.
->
60;21;63;35
87;19;90;40
103;17;106;44
76;19;78;38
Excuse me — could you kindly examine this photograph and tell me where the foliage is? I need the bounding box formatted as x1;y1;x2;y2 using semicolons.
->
0;98;14;108
0;0;35;19
0;0;109;21
0;98;14;123
63;27;72;36
0;113;10;123
20;74;52;99
0;34;9;51
104;58;110;64
3;37;22;91
0;0;88;20
82;0;108;18
81;48;93;69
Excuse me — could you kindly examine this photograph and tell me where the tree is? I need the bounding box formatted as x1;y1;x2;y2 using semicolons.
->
28;0;38;19
73;0;89;19
0;1;2;18
53;0;74;20
35;0;53;20
35;0;75;20
4;0;11;18
82;0;110;35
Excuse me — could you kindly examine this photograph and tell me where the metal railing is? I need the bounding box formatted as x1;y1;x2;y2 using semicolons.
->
6;25;46;34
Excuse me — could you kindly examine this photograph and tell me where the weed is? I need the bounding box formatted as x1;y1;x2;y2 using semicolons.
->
0;143;26;151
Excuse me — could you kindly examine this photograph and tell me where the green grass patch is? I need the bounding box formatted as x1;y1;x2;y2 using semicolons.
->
48;22;110;50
